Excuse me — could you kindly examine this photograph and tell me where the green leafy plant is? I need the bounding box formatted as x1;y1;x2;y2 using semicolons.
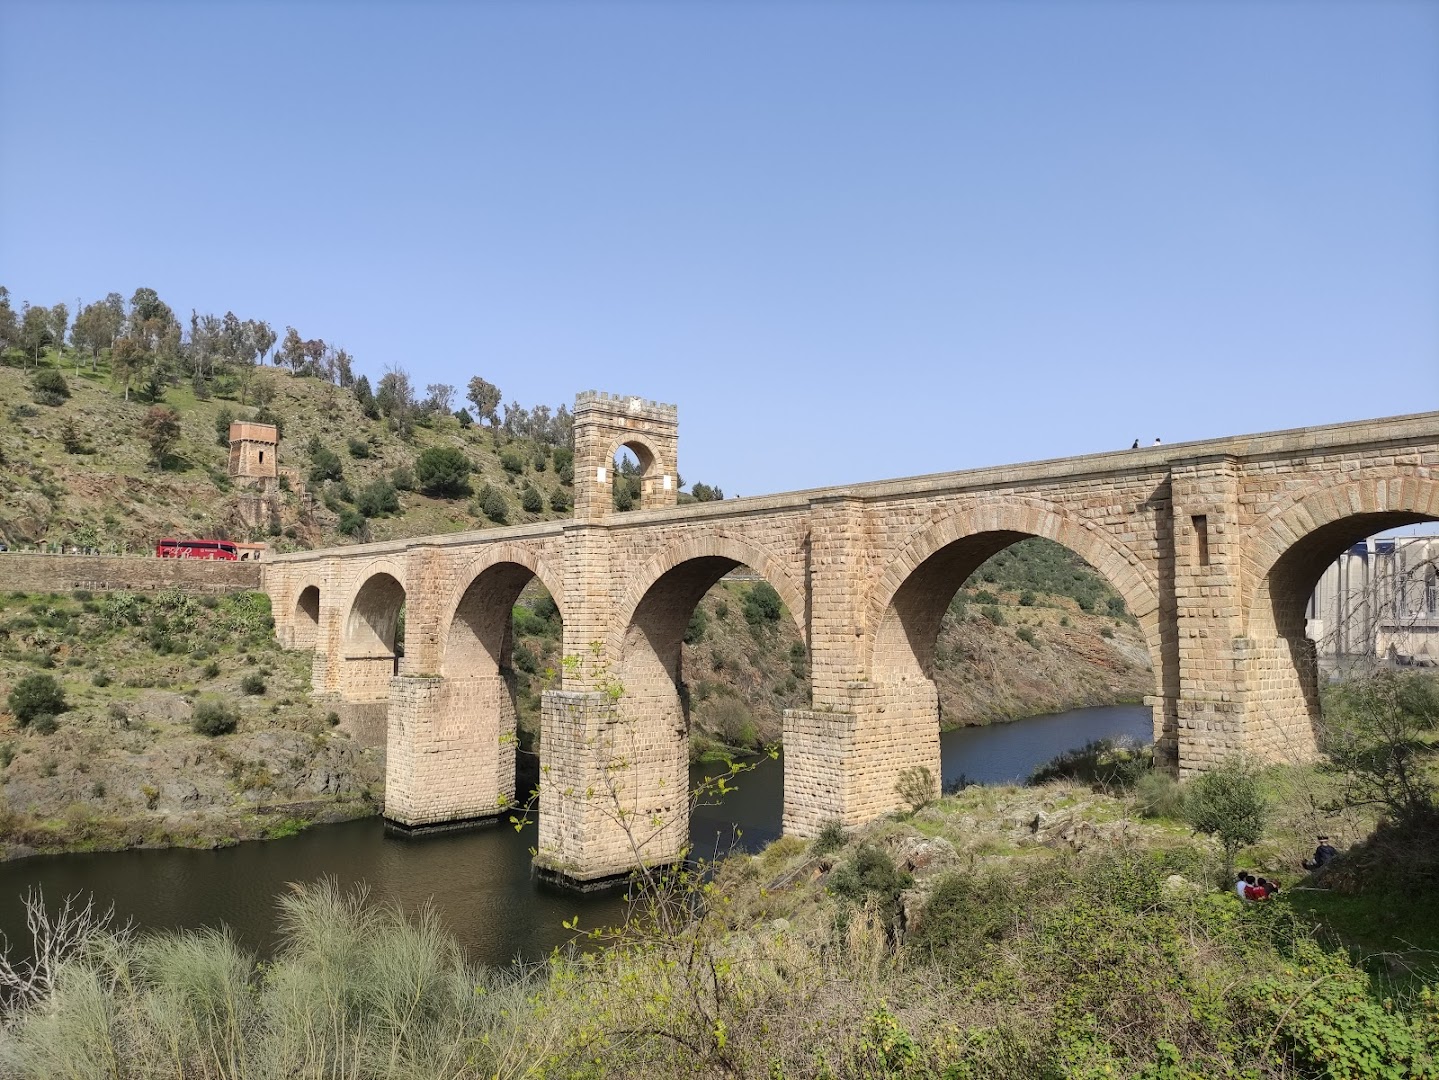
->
7;674;67;727
1183;758;1268;879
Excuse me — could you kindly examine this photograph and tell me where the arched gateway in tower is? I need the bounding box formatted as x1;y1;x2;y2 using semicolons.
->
262;397;1439;889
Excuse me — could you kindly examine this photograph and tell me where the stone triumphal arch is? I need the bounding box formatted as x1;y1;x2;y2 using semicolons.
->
264;392;1439;887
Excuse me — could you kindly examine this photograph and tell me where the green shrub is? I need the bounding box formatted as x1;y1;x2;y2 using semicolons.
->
1184;759;1268;878
391;466;415;491
1016;626;1037;647
8;673;68;727
240;672;266;695
684;605;708;644
91;671;111;687
520;485;543;513
983;605;1004;626
214;405;235;447
202;661;221;679
499;449;526;474
32;368;69;405
309;446;343;482
192;699;238;736
895;765;936;813
549;488;571;513
356;479;399;518
415;446;472;496
813;819;848;855
0;742;13;768
1031;738;1150;789
828;843;913;925
1135;770;1186;818
346;436;371;458
31;715;58;735
743;582;783;626
477;484;508;524
338;509;367;536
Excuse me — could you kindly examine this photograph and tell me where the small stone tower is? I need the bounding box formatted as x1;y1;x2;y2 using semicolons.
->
573;392;679;520
228;422;279;480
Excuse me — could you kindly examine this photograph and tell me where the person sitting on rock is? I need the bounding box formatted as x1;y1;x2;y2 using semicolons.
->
1302;835;1339;872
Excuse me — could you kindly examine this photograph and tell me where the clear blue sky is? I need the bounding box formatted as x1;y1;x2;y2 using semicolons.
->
3;1;1436;498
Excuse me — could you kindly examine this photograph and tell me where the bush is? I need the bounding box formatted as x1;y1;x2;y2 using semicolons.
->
812;819;848;856
1031;737;1150;789
549;488;572;513
309;446;344;483
743;582;783;626
828;843;913;925
1016;626;1037;647
356;479;399;518
391;466;415;491
337;509;367;536
30;714;58;735
32;368;69;406
414;446;472;496
8;673;67;727
895;765;936;813
214;405;235;447
192;699;238;736
520;485;543;513
1184;759;1268;878
240;672;266;695
982;605;1004;626
499;449;526;474
202;661;221;679
91;671;111;687
1135;770;1186;818
684;605;708;644
476;484;508;524
346;436;371;458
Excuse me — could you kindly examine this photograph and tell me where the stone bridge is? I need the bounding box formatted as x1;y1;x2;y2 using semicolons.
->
262;393;1439;887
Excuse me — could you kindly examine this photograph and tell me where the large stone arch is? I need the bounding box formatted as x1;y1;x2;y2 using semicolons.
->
611;532;807;658
868;498;1163;687
437;545;567;678
1244;473;1439;639
1236;474;1439;762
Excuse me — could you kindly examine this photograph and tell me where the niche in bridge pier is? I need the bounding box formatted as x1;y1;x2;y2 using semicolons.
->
341;572;406;702
293;585;320;650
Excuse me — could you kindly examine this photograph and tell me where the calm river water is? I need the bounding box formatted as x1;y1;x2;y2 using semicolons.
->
0;704;1150;967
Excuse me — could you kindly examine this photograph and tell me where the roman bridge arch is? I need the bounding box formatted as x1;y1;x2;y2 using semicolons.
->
261;394;1439;888
1237;472;1439;767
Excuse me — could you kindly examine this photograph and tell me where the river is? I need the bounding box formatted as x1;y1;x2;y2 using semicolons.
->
0;704;1151;967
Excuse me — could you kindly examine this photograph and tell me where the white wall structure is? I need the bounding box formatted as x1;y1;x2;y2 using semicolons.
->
1307;536;1439;669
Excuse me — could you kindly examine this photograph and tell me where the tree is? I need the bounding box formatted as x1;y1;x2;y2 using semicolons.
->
1183;759;1268;880
424;383;455;414
353;375;380;419
110;336;148;401
1319;669;1437;825
466;376;501;426
743;581;783;626
48;303;68;358
19;304;53;366
0;286;17;354
8;673;68;727
690;482;724;502
415;446;472;496
72;295;124;369
32;369;69;406
376;367;415;421
521;485;543;513
248;320;277;366
141;406;182;468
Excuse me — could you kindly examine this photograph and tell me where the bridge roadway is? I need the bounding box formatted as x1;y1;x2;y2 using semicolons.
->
262;393;1439;887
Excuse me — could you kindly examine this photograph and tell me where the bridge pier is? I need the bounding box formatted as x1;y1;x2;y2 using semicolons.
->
384;674;517;830
534;686;687;888
783;682;940;835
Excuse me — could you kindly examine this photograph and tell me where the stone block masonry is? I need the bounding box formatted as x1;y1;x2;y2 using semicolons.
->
0;553;262;596
263;398;1439;887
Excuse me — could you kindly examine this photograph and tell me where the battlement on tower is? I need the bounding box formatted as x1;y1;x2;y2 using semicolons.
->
574;391;677;423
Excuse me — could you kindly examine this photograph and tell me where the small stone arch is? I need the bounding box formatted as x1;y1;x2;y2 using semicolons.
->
438;545;567;679
868;499;1163;685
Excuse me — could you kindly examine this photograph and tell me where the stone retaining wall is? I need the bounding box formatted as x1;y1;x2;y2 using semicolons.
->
0;553;262;595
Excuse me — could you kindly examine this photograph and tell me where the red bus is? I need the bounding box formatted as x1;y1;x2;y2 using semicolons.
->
156;538;240;560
